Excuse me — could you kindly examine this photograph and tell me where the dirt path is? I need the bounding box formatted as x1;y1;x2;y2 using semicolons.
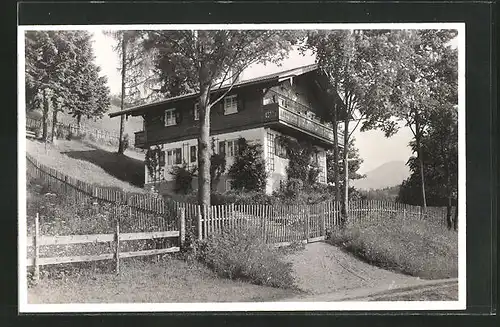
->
284;242;426;297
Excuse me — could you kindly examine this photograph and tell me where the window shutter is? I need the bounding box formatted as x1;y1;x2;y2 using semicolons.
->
237;95;244;112
175;109;182;125
159;151;166;167
219;141;226;155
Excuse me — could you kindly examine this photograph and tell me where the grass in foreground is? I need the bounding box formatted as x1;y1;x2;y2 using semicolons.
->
28;257;299;303
368;284;459;301
328;216;458;280
26;139;145;193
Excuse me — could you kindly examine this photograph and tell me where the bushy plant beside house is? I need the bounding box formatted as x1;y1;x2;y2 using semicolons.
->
191;227;296;289
172;164;196;194
228;137;268;192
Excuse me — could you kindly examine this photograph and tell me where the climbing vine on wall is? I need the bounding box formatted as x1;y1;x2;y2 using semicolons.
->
276;135;319;186
145;145;164;183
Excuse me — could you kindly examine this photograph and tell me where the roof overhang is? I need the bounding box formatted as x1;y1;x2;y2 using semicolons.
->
108;64;319;118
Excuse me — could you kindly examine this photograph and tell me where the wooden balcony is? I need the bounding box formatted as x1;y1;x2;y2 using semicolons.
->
134;131;147;149
262;102;343;146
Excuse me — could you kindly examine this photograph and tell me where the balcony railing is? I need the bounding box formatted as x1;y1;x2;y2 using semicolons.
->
264;91;343;143
135;131;146;148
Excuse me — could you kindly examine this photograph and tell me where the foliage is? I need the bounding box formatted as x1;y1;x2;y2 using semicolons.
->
122;133;130;150
105;31;160;105
306;30;423;218
327;216;458;279
360;30;458;208
145;30;302;210
326;138;365;191
284;178;304;199
228;138;268;192
145;146;163;182
25;31;111;139
191;227;296;289
359;186;400;202
210;139;226;192
172;164;197;195
397;105;458;207
277;136;319;186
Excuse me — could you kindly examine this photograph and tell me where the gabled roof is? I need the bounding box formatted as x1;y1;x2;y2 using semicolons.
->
109;64;318;118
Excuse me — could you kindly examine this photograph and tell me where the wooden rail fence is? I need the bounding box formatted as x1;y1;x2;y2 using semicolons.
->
28;211;185;282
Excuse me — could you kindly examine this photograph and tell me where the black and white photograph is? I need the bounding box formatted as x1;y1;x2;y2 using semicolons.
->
18;23;465;312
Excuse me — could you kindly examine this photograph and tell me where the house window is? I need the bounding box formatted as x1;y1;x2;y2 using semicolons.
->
276;140;287;159
194;103;200;121
218;141;226;155
226;140;239;157
224;95;238;115
267;132;275;172
164;109;176;126
190;145;197;163
175;148;182;164
167;148;182;166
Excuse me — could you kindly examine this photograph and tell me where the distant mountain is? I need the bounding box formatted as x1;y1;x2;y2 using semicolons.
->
352;161;410;190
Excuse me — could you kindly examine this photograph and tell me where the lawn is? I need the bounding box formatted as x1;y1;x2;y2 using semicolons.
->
28;257;299;303
328;215;458;280
368;284;459;301
26;138;146;194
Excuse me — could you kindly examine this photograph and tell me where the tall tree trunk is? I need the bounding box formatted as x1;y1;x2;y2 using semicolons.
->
342;115;349;225
332;102;340;203
42;89;49;141
50;100;58;143
76;114;82;130
444;149;453;229
197;76;211;218
453;196;458;231
414;110;427;209
118;33;128;154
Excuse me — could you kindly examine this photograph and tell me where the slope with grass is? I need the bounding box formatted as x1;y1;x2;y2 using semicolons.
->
28;257;299;303
328;217;458;280
26;138;146;194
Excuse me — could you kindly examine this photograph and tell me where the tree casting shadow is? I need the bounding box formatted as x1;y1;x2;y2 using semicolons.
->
62;148;144;188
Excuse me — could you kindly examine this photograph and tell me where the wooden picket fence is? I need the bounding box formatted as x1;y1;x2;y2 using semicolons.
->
179;200;451;246
26;154;185;233
26;153;453;249
27;117;121;145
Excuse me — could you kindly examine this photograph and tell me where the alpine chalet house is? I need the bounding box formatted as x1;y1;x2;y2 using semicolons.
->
109;64;347;194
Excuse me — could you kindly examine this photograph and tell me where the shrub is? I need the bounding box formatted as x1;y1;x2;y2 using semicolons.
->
284;178;303;199
327;217;458;279
66;129;73;140
210;140;226;192
192;227;296;289
122;133;130;150
172;164;196;194
228;138;268;192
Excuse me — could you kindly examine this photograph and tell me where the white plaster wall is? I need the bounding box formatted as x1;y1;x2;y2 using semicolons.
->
146;127;266;187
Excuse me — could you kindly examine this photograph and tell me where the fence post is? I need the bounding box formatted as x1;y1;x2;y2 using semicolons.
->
321;202;326;237
197;205;202;240
305;205;310;242
179;208;186;249
115;217;120;275
33;213;40;283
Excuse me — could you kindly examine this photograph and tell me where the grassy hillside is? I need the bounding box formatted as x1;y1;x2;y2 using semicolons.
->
26;138;146;194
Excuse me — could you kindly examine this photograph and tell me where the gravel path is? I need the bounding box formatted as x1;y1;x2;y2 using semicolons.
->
285;242;422;296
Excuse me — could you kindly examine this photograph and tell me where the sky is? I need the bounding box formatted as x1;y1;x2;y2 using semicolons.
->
91;30;414;174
